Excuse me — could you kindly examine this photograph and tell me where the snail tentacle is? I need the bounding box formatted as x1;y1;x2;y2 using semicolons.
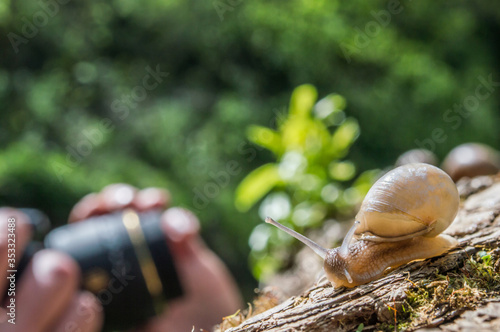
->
344;268;353;284
265;217;328;259
340;220;360;257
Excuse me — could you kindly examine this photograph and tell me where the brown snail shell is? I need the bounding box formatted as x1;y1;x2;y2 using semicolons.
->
442;143;500;182
354;163;459;242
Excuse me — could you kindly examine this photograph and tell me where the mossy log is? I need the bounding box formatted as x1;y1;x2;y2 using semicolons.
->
218;175;500;332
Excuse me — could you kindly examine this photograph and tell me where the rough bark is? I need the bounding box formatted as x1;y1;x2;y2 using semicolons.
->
219;175;500;332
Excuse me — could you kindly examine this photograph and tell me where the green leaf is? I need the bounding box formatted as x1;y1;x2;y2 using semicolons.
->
247;125;282;155
330;94;347;111
329;161;356;181
280;117;310;151
353;169;382;196
250;254;282;281
314;94;347;119
289;84;318;117
330;118;360;157
235;163;281;212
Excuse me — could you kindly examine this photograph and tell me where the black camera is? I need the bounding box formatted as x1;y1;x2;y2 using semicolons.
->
7;208;183;331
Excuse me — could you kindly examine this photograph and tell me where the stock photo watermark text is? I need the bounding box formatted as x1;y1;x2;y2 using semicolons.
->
6;217;17;324
51;65;169;182
7;0;72;54
415;74;500;152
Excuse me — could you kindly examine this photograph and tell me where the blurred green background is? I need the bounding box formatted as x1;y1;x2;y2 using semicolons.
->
1;0;499;299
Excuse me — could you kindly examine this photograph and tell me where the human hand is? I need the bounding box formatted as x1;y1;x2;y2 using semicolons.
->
69;184;243;332
0;208;103;332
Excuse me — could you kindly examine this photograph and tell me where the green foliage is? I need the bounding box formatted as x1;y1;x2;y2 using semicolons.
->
236;164;282;212
238;85;380;280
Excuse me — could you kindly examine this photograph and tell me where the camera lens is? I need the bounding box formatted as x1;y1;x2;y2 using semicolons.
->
41;209;183;330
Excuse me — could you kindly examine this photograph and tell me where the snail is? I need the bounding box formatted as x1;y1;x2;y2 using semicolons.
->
442;143;500;182
265;163;459;288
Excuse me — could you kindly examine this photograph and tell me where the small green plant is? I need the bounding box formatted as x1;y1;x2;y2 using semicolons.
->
235;84;380;280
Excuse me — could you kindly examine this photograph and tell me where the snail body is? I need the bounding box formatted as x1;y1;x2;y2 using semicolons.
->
266;163;459;288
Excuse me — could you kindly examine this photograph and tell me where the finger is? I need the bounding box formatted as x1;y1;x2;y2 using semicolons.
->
13;250;80;331
69;184;138;223
0;208;32;294
161;208;200;244
159;208;205;261
133;188;171;211
68;193;101;222
138;211;243;332
97;183;138;213
52;291;103;332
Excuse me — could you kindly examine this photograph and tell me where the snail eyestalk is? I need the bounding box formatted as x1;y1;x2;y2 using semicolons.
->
340;220;360;257
265;217;328;260
344;268;353;284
